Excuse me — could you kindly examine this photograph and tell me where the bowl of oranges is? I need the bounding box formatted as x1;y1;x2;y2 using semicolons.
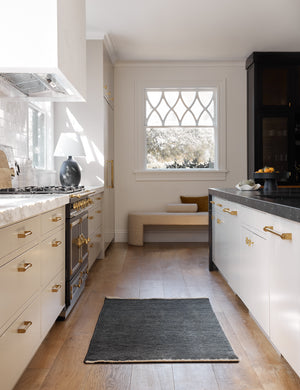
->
254;167;279;191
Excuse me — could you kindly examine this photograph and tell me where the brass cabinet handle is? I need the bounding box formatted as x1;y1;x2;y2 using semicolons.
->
52;240;62;247
223;208;238;216
96;210;102;214
89;243;94;248
18;230;32;238
18;263;32;272
96;234;102;238
216;203;222;207
52;216;62;222
245;237;254;246
217;218;223;224
52;284;62;292
88;216;94;220
96;197;102;200
210;201;215;204
263;226;292;240
17;321;32;333
107;160;114;189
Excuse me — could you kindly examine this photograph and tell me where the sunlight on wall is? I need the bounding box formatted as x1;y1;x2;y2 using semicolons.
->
66;107;84;133
91;141;104;166
96;175;104;185
80;135;95;164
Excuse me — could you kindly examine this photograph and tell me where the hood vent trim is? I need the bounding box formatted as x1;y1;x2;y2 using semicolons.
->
0;73;68;97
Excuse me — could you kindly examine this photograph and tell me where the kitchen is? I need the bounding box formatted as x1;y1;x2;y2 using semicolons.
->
1;0;300;389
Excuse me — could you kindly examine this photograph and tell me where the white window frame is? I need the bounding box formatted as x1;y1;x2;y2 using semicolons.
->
27;102;54;171
134;79;227;181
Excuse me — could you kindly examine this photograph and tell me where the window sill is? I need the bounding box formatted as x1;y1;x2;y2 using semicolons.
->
134;169;228;181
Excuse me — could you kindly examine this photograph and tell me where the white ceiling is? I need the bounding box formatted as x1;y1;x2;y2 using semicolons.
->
86;0;300;63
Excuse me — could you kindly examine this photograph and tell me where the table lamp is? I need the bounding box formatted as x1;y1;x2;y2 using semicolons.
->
54;132;86;186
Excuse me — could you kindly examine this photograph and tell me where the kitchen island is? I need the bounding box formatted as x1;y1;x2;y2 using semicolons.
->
209;187;300;378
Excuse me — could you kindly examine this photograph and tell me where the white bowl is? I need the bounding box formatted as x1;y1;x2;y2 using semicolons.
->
235;183;261;191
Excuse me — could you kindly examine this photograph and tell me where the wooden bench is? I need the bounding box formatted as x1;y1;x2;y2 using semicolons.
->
128;211;209;246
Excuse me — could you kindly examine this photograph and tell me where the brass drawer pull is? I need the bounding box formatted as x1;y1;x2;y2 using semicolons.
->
96;234;102;238
223;208;238;216
52;284;62;292
88;216;94;220
89;243;94;248
216;203;222;207
52;240;62;247
217;218;223;224
263;226;292;240
210;201;215;204
96;197;102;200
18;263;32;272
52;216;62;222
18;230;32;238
96;210;102;214
17;321;32;333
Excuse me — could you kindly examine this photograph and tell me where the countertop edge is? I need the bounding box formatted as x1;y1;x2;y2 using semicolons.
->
209;188;300;223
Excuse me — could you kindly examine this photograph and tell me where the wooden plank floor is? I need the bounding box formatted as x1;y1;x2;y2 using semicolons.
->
14;243;300;390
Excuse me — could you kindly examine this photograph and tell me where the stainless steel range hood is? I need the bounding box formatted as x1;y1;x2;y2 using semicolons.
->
0;0;86;101
0;73;69;98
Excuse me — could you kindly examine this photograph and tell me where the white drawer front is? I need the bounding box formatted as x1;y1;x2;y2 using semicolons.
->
0;297;41;390
41;269;65;337
41;206;65;235
40;227;65;288
0;244;40;331
88;229;103;269
0;215;40;266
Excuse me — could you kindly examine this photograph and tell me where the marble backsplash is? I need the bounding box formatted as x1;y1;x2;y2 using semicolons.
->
0;100;57;187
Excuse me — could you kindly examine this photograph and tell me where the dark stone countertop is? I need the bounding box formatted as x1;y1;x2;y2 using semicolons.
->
208;188;300;223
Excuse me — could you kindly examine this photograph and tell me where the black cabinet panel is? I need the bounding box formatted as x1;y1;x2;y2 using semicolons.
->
246;52;300;185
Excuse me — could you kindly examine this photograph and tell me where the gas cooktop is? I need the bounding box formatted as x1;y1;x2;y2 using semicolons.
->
0;185;85;194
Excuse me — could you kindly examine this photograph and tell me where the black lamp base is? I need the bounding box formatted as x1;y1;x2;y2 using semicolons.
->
59;156;81;187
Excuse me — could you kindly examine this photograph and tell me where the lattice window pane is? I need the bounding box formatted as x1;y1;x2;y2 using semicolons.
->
145;88;217;170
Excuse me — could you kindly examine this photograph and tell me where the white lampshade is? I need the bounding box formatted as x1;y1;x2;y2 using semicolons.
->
54;132;86;157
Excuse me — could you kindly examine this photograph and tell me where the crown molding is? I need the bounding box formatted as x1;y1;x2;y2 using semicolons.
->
86;32;118;64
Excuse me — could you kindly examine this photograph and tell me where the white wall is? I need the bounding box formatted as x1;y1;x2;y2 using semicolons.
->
53;40;104;187
114;62;247;242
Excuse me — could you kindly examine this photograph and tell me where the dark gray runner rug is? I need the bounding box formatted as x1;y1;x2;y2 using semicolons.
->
84;297;239;363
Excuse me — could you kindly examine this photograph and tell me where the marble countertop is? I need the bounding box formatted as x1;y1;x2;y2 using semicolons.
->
0;185;105;228
0;194;70;228
209;188;300;223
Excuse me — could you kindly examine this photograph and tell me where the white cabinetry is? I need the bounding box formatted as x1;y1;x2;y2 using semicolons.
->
88;191;104;269
0;206;65;390
212;197;241;290
239;216;269;335
54;39;115;252
211;195;300;377
268;216;300;376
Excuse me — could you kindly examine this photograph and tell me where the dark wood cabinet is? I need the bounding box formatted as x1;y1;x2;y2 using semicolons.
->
246;52;300;185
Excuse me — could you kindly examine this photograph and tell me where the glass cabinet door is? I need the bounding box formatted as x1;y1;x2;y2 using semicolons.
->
262;117;289;172
262;68;288;106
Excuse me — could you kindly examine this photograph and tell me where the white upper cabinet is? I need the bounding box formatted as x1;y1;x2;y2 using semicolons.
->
0;0;86;101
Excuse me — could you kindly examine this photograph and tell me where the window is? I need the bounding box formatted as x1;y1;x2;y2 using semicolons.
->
28;103;47;169
145;88;216;170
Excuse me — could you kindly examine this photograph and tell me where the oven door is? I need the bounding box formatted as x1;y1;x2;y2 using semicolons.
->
67;212;89;278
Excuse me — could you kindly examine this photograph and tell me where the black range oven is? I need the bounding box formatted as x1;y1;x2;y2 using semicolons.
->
61;191;94;318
